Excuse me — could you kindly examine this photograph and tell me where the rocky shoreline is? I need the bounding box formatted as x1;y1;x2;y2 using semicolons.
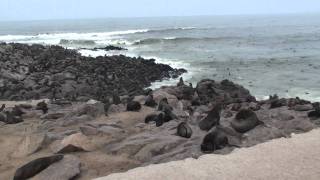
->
0;43;186;101
0;43;320;180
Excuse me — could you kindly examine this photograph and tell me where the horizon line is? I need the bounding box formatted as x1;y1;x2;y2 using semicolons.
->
0;11;319;23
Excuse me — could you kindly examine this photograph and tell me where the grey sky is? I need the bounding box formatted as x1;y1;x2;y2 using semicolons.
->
1;0;320;21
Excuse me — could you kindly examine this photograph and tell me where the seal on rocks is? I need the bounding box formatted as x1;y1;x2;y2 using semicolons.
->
2;111;23;124
14;154;64;180
201;127;229;153
144;94;157;107
36;101;49;114
177;122;192;138
199;104;222;131
144;113;165;127
112;90;121;105
126;101;141;111
177;77;185;86
308;102;320;119
231;109;263;133
12;105;25;116
0;104;5;112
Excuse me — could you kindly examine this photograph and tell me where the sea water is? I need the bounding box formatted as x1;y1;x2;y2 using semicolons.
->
1;14;320;101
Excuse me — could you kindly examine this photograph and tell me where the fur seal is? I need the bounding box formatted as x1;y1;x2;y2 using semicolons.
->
308;102;320;119
177;122;192;138
144;113;165;127
201;127;229;153
112;91;121;105
126;101;141;111
199;104;222;131
158;98;172;111
231;109;262;133
36;101;48;114
3;111;23;124
177;77;185;86
144;94;157;107
12;105;25;116
14;154;64;180
0;104;5;112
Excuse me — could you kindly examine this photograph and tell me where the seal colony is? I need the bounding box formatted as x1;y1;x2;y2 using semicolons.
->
0;43;319;179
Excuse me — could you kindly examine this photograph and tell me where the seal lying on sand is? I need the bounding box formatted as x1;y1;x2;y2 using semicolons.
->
14;154;64;180
201;127;229;153
231;109;263;133
177;122;193;138
199;104;222;131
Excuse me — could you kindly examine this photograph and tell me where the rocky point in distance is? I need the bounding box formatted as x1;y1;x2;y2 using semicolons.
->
0;43;320;180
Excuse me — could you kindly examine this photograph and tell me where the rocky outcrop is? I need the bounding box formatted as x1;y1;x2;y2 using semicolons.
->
0;43;186;101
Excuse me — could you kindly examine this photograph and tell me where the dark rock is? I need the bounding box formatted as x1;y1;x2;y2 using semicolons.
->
13;154;64;180
196;79;254;105
177;122;192;138
0;43;185;102
126;101;141;111
93;45;127;51
231;109;262;133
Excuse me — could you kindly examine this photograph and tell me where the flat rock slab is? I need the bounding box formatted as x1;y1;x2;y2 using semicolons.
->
12;134;48;158
95;129;320;180
32;155;80;180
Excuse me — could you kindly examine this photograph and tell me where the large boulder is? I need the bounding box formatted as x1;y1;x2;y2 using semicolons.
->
195;79;255;105
12;134;49;158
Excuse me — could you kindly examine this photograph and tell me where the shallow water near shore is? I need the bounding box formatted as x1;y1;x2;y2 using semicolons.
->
1;14;320;101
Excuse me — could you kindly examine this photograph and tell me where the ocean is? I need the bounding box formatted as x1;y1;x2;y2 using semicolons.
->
1;14;320;101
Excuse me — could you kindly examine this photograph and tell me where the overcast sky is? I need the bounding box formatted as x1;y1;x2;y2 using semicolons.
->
1;0;320;21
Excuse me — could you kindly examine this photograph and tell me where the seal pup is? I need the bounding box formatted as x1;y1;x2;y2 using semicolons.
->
36;101;49;114
12;105;25;116
199;103;222;131
112;90;121;105
177;77;185;86
3;111;23;124
158;98;177;122
308;102;320;119
14;154;64;180
126;101;141;111
231;109;263;133
177;122;193;138
144;94;157;107
144;113;165;127
0;104;5;112
201;127;229;153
